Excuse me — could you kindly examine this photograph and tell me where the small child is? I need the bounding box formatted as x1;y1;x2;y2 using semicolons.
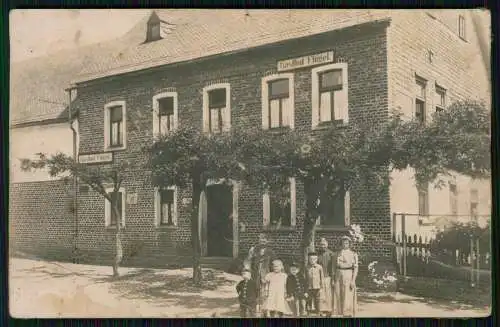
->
262;259;290;317
306;252;324;315
236;269;258;317
286;261;308;317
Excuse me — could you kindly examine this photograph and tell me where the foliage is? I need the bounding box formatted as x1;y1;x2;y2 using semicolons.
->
431;220;491;254
367;261;398;289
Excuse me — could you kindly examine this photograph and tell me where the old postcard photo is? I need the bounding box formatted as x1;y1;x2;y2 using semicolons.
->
9;9;491;318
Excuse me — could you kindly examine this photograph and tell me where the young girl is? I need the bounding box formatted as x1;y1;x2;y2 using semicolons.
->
262;259;290;317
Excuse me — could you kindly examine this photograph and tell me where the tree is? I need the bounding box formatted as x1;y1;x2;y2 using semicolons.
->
20;153;135;277
146;127;247;285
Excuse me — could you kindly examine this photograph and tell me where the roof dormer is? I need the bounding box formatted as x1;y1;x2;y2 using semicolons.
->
146;11;162;42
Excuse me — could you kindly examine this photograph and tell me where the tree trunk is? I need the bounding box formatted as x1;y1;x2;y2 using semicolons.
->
301;180;317;270
112;205;123;277
191;178;203;285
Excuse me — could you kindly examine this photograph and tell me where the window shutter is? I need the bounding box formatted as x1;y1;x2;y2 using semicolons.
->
222;105;231;132
337;67;349;123
289;178;296;227
263;191;270;226
202;91;210;133
344;190;350;226
173;96;179;131
262;81;269;130
154;188;159;226
172;187;178;226
104;106;110;149
104;196;111;227
120;190;126;227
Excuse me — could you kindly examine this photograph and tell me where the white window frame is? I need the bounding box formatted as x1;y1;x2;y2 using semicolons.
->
154;186;178;227
435;84;447;112
202;83;231;133
104;100;127;151
104;187;126;227
263;177;296;227
152;92;178;140
316;190;351;227
311;63;349;129
415;76;427;124
261;73;295;130
458;14;466;40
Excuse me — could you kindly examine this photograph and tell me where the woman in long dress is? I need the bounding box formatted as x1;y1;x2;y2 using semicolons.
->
317;238;334;317
262;260;291;317
332;236;358;317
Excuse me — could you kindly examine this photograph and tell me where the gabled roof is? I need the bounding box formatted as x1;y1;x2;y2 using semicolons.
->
73;9;393;84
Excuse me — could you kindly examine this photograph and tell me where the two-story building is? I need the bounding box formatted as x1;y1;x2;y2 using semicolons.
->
10;9;490;267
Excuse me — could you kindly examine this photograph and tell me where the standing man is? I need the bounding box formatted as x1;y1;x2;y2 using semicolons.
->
244;233;276;316
317;238;335;317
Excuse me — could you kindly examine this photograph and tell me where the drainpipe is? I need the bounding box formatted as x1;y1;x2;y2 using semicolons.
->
66;86;78;263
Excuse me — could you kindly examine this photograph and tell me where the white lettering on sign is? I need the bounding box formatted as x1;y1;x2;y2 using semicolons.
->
277;51;334;72
78;152;113;164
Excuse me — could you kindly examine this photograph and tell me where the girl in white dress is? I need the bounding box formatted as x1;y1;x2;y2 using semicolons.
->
262;259;291;317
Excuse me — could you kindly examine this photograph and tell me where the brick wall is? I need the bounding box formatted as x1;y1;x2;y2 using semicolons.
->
9;181;75;261
72;21;391;267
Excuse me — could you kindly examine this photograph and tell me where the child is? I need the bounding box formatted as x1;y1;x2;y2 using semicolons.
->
306;252;324;315
286;261;308;317
262;259;290;317
236;269;258;317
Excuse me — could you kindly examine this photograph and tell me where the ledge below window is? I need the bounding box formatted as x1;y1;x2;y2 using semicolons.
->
105;145;127;152
266;126;292;135
156;225;177;231
262;226;297;232
312;119;345;131
105;225;125;231
315;225;349;232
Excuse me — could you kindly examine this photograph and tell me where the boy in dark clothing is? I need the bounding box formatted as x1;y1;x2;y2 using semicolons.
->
286;261;308;317
236;269;258;317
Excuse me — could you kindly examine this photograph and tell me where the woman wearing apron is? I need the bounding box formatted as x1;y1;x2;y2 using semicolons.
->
332;235;358;317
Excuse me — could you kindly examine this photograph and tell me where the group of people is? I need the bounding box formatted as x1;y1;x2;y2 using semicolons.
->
236;233;359;318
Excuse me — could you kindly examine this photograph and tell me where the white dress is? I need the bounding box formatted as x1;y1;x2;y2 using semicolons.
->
263;272;291;314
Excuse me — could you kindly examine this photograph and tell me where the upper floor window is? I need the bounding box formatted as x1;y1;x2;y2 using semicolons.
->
312;63;348;128
203;83;231;133
449;182;458;215
146;12;162;42
153;92;178;139
263;178;296;228
154;186;178;226
435;85;447;112
262;73;295;130
104;101;127;151
104;187;126;227
418;182;429;217
470;188;479;218
415;77;427;124
458;15;466;40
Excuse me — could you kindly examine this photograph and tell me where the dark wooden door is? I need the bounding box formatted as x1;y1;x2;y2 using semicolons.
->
206;184;233;257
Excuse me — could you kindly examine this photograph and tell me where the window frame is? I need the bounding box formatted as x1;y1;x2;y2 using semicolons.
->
104;187;126;228
415;77;427;124
202;83;231;133
311;62;349;129
449;182;458;216
317;189;351;228
262;73;295;130
104;100;127;151
154;186;178;227
458;15;466;40
435;84;447;112
152;92;178;140
417;182;430;217
262;177;296;229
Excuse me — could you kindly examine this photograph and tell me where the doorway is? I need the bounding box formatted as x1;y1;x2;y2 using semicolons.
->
206;184;233;257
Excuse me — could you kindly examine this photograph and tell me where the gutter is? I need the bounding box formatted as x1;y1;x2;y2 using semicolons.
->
66;86;79;263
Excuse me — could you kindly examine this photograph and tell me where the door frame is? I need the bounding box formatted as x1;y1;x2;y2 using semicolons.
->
201;178;239;258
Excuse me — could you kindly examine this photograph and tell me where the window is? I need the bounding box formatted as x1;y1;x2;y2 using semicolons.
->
203;83;231;133
415;77;427;124
435;85;446;112
104;101;127;151
449;182;458;215
318;188;350;227
262;73;295;130
153;92;178;139
458;15;466;40
470;188;479;219
146;12;162;42
155;187;177;226
312;63;348;128
104;187;126;227
418;182;429;217
263;178;296;228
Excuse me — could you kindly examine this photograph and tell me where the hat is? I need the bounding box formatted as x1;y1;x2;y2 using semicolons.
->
308;252;318;256
341;235;352;242
290;261;300;268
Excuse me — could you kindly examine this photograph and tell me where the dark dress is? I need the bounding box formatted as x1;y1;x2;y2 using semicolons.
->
236;279;258;317
286;274;307;299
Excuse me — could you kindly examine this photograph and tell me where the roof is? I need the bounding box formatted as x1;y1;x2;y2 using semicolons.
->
73;9;392;84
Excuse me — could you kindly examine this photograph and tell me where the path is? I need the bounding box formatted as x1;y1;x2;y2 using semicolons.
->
9;258;490;318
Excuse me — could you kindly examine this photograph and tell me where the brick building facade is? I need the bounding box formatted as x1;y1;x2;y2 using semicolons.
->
10;10;490;268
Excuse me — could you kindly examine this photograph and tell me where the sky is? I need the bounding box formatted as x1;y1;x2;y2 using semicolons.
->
10;9;149;62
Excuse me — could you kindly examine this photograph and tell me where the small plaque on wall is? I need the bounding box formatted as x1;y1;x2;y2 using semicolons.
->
127;193;138;205
182;197;192;205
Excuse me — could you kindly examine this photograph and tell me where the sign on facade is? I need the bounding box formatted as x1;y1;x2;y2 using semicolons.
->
78;153;113;164
277;51;334;71
127;193;138;205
